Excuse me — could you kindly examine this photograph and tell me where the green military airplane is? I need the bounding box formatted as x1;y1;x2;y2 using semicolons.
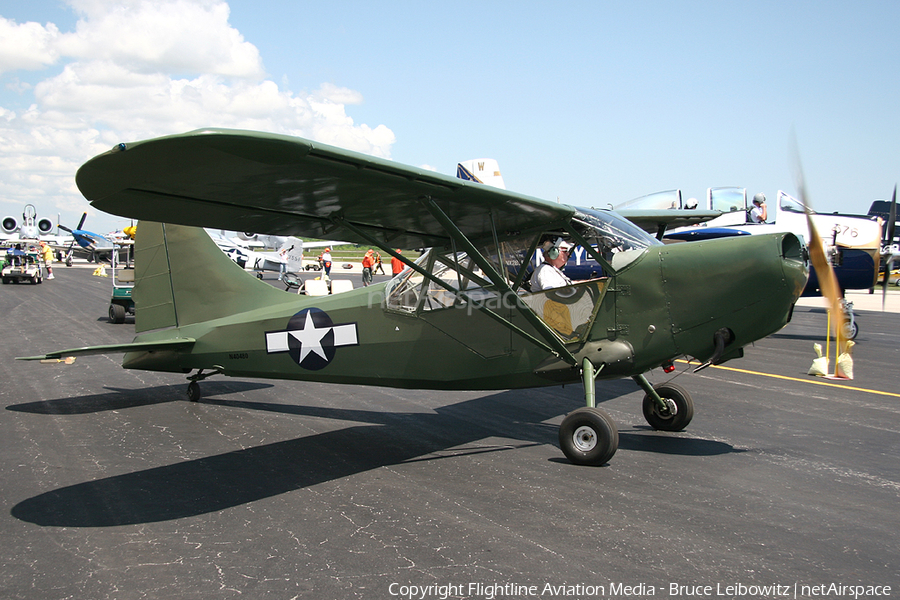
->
19;129;810;466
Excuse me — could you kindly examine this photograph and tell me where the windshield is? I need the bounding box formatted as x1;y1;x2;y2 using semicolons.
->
573;208;660;269
615;189;682;210
778;190;810;214
708;187;746;214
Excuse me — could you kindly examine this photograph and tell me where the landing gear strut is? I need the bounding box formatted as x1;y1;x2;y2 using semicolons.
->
185;366;224;402
634;375;694;431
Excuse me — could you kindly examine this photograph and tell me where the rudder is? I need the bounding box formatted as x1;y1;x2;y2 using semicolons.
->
134;222;296;333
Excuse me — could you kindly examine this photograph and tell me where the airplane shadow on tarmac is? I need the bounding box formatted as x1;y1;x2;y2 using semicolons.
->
6;381;274;415
11;385;739;528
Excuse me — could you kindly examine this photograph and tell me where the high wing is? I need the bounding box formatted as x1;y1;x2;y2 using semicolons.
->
77;129;574;250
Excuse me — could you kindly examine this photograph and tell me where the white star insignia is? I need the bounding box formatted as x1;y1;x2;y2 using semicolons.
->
290;311;330;363
265;309;358;368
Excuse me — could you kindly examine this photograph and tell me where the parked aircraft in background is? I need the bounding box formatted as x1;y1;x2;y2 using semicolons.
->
866;188;899;306
628;187;883;298
207;230;303;279
21;128;813;466
868;196;900;263
57;212;121;264
456;159;506;190
233;231;346;255
1;204;70;245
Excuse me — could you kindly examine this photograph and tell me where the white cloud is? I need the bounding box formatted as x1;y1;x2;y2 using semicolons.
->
0;18;61;74
0;0;395;232
58;0;265;78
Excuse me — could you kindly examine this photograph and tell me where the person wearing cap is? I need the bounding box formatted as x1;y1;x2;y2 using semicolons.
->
321;247;332;277
750;193;768;223
39;241;55;279
531;238;573;292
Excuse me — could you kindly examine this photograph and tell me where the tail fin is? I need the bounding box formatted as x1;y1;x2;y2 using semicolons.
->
456;159;506;190
134;222;296;333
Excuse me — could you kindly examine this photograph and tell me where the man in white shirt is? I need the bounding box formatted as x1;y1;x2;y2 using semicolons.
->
750;193;768;223
320;247;332;277
531;238;574;292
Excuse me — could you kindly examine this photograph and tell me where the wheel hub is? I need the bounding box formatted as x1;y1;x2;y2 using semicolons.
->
573;426;597;452
657;398;678;418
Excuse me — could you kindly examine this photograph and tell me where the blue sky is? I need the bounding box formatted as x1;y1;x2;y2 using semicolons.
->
1;0;898;234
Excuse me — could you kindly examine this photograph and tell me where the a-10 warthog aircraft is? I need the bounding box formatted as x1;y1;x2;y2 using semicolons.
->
21;129;809;465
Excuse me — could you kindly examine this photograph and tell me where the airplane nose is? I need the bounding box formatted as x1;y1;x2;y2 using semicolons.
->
657;232;808;362
779;231;810;297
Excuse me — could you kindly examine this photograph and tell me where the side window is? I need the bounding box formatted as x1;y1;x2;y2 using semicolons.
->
385;268;425;313
385;250;495;313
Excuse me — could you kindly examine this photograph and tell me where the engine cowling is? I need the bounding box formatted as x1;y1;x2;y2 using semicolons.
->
1;216;18;234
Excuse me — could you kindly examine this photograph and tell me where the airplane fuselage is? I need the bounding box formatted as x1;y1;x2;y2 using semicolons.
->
123;228;807;391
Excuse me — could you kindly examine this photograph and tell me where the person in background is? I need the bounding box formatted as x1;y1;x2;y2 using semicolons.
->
391;250;404;276
750;193;768;223
361;248;375;286
40;241;55;280
321;247;332;278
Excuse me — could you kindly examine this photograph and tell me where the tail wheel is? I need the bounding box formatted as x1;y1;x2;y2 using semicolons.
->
558;407;618;466
642;382;694;431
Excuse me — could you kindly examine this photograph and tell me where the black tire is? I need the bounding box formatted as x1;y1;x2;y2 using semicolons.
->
109;303;126;324
642;382;694;431
558;407;618;466
187;381;201;402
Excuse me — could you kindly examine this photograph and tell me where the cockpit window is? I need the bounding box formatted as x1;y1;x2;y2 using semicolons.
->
708;187;747;214
384;207;658;314
616;189;683;210
779;190;810;214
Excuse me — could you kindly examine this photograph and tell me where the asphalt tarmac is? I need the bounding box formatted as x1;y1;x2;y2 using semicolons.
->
2;266;899;599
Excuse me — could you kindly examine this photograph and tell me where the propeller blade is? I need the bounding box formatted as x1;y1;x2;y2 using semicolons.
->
76;212;87;231
58;224;73;234
794;152;846;347
883;185;897;311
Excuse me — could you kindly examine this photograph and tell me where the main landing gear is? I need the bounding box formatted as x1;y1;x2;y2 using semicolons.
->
185;366;224;402
558;359;695;466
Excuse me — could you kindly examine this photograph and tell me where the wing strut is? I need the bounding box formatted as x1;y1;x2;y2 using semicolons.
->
335;217;566;357
420;197;579;366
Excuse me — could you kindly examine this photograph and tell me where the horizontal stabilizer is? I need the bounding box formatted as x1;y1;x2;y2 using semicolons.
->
16;338;196;361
